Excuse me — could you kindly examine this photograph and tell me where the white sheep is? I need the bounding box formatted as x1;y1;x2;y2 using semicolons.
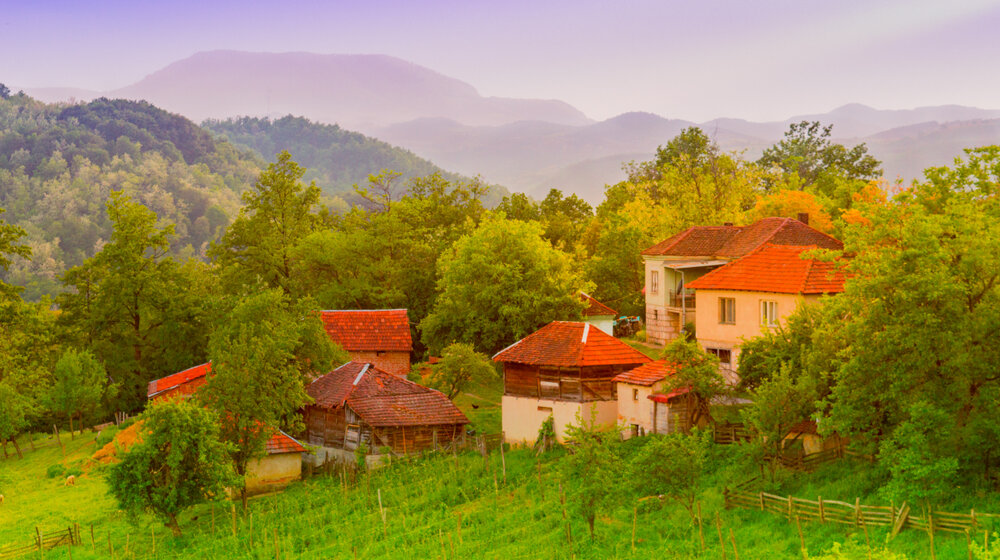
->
64;475;76;487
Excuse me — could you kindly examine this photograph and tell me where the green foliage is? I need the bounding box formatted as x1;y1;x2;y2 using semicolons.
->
758;121;882;188
355;441;369;473
737;303;824;391
535;415;556;451
107;400;235;536
45;463;66;479
538;188;593;250
202;289;339;503
0;207;30;301
420;215;587;354
0;381;31;446
421;343;498;400
560;408;622;539
630;430;710;520
47;348;108;433
741;365;819;480
95;425;119;448
661;337;727;412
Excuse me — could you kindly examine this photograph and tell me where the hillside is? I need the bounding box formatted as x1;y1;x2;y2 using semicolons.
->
203;115;509;207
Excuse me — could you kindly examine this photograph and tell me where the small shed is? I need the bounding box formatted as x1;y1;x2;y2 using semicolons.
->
612;360;676;437
580;292;617;335
147;364;306;493
320;309;413;376
303;362;469;466
494;321;651;443
783;420;845;455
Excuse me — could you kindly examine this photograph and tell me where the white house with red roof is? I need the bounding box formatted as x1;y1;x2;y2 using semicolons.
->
579;292;617;335
494;321;651;443
641;215;842;345
686;243;847;381
612;360;675;436
146;363;307;494
303;362;468;466
319;309;413;376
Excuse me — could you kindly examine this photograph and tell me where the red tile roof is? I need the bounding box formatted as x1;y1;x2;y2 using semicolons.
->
649;386;691;402
612;360;677;386
642;217;842;258
307;362;468;427
266;431;307;454
686;244;847;295
319;310;412;353
580;292;617;317
492;321;652;368
147;362;211;398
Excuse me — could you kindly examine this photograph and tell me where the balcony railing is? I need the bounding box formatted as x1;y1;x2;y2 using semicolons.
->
669;290;696;309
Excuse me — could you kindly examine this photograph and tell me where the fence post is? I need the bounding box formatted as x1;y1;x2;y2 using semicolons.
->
818;496;825;523
854;497;861;526
759;492;765;511
788;495;794;522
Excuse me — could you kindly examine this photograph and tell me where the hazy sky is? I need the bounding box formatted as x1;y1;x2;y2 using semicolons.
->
3;0;999;122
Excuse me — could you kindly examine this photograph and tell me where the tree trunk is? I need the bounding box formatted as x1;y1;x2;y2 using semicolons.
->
12;437;22;459
166;515;182;537
241;485;248;512
588;515;595;540
70;414;75;440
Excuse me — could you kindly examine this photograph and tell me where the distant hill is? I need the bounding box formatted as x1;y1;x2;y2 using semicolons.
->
204;115;509;207
30;51;591;131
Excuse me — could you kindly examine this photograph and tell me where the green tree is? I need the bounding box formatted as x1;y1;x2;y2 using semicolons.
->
47;349;109;438
757;121;881;188
201;289;342;508
538;188;593;249
560;409;621;539
0;83;10;99
210;150;323;296
420;343;498;400
0;207;30;301
0;380;30;458
661;338;727;431
420;215;587;354
496;192;541;222
741;365;818;480
630;430;710;521
107;400;236;536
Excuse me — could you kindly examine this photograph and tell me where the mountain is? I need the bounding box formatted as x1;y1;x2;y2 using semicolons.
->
38;51;591;130
204;115;509;207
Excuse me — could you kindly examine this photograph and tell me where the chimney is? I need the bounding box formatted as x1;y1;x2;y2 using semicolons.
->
797;213;809;225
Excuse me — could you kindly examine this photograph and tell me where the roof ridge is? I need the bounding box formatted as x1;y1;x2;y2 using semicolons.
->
319;308;409;312
801;254;816;293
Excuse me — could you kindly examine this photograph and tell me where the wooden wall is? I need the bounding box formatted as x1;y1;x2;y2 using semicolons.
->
503;362;645;402
304;404;464;455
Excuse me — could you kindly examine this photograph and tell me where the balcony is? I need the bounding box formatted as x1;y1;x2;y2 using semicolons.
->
669;290;696;309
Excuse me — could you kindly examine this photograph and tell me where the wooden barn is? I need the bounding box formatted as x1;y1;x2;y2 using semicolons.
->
146;363;307;494
303;362;469;465
319;309;413;377
494;321;651;443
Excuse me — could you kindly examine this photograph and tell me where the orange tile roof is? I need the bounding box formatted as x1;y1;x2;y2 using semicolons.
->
642;217;842;257
319;310;412;353
492;321;652;368
686;244;847;295
580;292;617;317
307;362;468;427
147;362;211;398
612;360;677;386
266;431;307;454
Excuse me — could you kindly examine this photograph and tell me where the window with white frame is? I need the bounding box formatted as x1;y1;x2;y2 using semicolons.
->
650;270;659;294
760;300;779;327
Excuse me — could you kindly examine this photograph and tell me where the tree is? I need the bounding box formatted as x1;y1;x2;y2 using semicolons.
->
660;338;728;430
736;303;825;391
0;380;30;458
421;343;498;400
58;192;208;411
0;83;10;100
0;207;30;302
420;215;587;355
748;189;835;233
538;188;593;249
741;365;818;480
560;408;621;539
201;289;342;508
757;121;881;188
210;150;324;296
47;349;108;438
107;400;236;536
496;192;541;222
630;431;711;521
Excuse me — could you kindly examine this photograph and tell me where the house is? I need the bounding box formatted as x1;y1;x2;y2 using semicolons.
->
613;360;676;436
686;243;847;381
320;309;413;376
783;420;846;456
641;215;842;345
146;363;307;494
494;321;652;443
303;362;469;466
580;292;617;335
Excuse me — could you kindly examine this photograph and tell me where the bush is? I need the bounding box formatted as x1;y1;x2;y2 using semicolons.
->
46;464;66;479
95;426;119;448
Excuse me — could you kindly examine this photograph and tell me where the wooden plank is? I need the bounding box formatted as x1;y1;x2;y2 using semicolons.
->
891;502;910;539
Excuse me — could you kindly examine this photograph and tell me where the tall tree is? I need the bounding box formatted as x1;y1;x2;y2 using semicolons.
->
660;338;728;431
0;207;30;302
420;343;498;400
107;400;236;536
630;430;711;521
757;121;881;188
210;150;324;296
420;216;587;355
560;409;622;539
201;289;342;508
47;349;109;437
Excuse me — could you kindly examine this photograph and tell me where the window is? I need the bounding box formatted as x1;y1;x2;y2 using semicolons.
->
760;300;779;327
632;388;639;401
653;309;658;321
650;270;659;294
706;348;732;365
718;297;735;324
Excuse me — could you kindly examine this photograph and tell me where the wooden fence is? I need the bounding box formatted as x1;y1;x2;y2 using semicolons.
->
713;422;751;445
0;526;80;559
724;485;1000;538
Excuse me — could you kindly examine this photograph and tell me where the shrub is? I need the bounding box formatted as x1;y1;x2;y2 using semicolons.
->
46;464;66;479
95;426;119;448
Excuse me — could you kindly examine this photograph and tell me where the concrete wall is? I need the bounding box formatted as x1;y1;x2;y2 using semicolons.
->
694;290;819;375
502;395;618;443
615;381;667;434
349;351;411;377
246;453;302;495
584;316;615;335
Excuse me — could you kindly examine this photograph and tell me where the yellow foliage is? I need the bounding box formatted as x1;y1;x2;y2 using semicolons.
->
750;190;835;233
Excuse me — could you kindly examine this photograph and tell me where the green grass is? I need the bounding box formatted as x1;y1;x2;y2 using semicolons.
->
3;429;996;559
453;378;502;434
621;337;661;360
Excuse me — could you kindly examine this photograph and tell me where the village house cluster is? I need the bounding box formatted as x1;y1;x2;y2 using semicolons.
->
143;213;845;491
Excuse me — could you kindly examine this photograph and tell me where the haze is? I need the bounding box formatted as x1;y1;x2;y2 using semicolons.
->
3;0;999;122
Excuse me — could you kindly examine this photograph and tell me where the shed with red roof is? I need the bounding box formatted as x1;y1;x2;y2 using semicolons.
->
642;215;842;344
579;292;617;335
304;362;468;464
493;321;651;443
319;309;413;376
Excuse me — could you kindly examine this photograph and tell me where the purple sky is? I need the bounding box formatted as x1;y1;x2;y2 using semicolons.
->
3;0;999;122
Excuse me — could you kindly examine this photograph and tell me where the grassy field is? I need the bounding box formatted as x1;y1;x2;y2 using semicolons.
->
3;429;998;559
